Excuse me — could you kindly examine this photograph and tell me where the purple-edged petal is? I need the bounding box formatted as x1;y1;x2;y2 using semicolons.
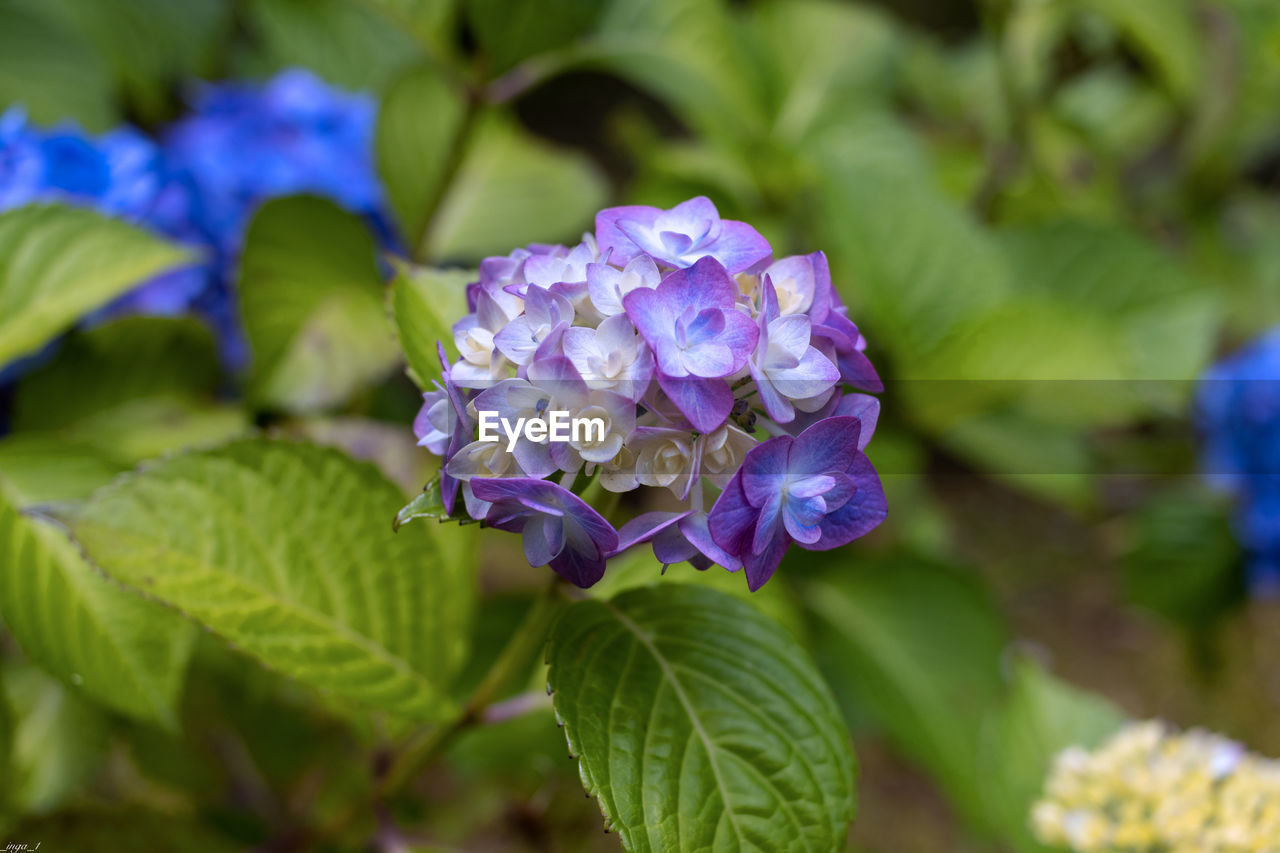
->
739;437;793;507
839;346;884;393
742;529;789;592
713;219;773;273
833;394;880;450
787;416;863;478
678;512;742;571
595;204;660;266
707;471;757;557
611;510;692;555
655;372;734;433
811;455;887;550
661;256;738;315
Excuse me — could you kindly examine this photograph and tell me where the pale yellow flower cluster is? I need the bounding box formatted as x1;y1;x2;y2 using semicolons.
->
1031;720;1280;852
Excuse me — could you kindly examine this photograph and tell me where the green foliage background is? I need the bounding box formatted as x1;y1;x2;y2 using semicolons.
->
2;0;1279;850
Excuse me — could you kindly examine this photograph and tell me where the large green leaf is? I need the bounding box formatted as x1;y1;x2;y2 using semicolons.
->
806;556;1007;831
377;63;468;255
240;196;401;413
0;480;194;726
63;439;474;722
389;262;473;388
977;662;1125;851
547;585;855;852
424;112;607;261
0;205;190;369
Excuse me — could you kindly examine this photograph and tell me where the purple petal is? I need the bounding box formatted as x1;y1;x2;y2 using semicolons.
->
739;437;793;507
833;394;880;450
713;219;773;274
743;528;789;591
787;416;863;479
611;510;692;555
812;455;887;550
655;373;734;433
595;205;660;266
707;472;756;557
839;346;883;393
678;512;742;571
662;256;738;314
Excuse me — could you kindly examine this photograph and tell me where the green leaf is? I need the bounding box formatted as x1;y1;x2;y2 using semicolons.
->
0;205;190;370
547;585;856;852
1123;490;1241;627
63;439;474;722
31;0;228;123
9;316;248;469
0;4;116;130
394;477;449;530
977;661;1125;851
806;556;1007;831
0;435;127;505
389;262;472;388
425;112;607;261
238;0;420;91
0;668;11;811
1075;0;1201;100
240;196;401;413
377;63;468;254
4;664;108;814
0;479;194;726
465;0;603;76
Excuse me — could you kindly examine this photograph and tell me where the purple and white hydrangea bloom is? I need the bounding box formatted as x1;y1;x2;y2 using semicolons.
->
413;197;886;588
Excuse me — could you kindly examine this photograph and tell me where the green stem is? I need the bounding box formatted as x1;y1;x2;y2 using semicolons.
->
375;576;568;795
308;578;568;847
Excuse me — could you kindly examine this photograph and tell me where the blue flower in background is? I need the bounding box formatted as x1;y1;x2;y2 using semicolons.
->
162;69;394;363
0;69;393;371
165;69;392;251
1196;328;1280;593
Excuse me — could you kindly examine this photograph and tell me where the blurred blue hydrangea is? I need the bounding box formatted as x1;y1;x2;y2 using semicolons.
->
0;106;210;319
1196;329;1280;593
0;69;394;371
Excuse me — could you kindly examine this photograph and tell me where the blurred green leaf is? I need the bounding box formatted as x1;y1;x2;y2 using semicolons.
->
30;0;228;122
465;0;603;77
63;439;473;722
425;112;607;261
547;585;855;851
579;0;763;144
1074;0;1201;100
1123;490;1241;627
8;810;241;852
806;556;1007;831
377;63;468;255
390;262;473;389
0;4;116;129
9;317;248;469
0;667;11;813
240;196;400;413
4;664;108;814
238;0;420;91
0;436;127;505
0;480;195;727
0;205;190;370
977;661;1125;852
748;0;900;145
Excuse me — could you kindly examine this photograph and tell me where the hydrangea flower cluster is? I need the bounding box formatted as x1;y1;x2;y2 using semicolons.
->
1032;720;1280;852
1195;329;1280;593
0;69;390;364
415;197;887;590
